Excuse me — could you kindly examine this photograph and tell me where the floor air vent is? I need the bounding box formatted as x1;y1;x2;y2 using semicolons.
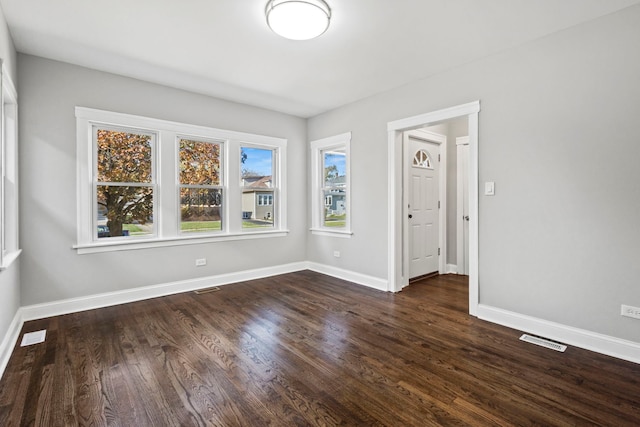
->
21;330;47;347
519;334;567;352
194;286;221;295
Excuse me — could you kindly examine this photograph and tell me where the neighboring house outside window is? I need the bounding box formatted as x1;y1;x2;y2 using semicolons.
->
241;147;276;228
75;107;287;254
310;132;352;237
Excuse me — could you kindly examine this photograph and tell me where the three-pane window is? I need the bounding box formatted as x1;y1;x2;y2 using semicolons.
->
76;107;287;253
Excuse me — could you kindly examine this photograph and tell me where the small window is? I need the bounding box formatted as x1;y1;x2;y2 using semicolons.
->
179;138;223;234
310;132;352;236
322;149;347;228
413;149;433;169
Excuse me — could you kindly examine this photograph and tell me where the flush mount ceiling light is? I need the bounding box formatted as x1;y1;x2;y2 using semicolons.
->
265;0;331;41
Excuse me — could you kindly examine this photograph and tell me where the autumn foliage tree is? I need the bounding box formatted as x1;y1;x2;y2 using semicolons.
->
97;132;223;237
179;139;221;221
97;129;154;238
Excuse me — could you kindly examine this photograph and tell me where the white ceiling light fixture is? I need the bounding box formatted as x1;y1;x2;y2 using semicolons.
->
265;0;331;41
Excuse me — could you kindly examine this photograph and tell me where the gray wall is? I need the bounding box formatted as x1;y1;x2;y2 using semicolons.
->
0;4;20;359
308;5;640;343
18;54;307;305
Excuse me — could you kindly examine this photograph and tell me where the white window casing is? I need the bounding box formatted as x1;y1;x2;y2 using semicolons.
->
75;107;288;254
310;132;352;237
0;62;21;270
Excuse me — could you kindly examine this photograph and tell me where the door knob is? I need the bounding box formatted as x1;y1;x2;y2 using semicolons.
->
464;215;469;221
408;214;413;219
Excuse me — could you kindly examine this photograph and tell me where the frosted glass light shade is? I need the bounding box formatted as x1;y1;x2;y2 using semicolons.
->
266;0;331;41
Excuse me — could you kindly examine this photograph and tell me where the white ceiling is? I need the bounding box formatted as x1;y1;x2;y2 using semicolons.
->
2;0;639;118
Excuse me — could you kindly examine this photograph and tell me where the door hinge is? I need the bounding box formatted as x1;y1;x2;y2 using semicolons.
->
438;154;441;162
438;201;440;209
438;248;441;256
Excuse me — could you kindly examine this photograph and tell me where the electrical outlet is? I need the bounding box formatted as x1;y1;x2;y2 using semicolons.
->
195;258;207;267
621;304;640;320
333;250;341;258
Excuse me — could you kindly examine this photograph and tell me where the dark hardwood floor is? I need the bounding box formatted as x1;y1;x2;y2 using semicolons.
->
1;272;639;426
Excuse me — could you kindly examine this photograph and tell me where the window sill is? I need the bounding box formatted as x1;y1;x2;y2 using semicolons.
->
74;230;289;254
0;249;22;271
310;228;353;238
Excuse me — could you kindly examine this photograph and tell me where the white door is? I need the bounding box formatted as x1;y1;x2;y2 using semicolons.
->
456;138;470;275
407;136;440;278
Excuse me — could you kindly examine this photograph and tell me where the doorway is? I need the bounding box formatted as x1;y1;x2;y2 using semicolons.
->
387;101;480;316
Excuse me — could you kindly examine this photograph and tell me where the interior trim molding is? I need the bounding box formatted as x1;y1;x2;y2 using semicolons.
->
0;309;23;380
20;262;308;322
478;304;640;364
3;266;639;380
307;262;389;292
446;264;458;274
386;100;480;317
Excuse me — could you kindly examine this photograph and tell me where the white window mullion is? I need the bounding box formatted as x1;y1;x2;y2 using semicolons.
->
227;141;241;233
159;131;178;238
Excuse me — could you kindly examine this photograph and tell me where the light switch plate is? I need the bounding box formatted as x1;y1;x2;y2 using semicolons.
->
485;182;495;196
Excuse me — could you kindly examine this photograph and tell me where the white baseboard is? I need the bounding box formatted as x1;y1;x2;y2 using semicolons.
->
478;304;640;364
21;262;308;322
306;262;389;292
446;264;458;274
0;309;24;381
8;266;637;382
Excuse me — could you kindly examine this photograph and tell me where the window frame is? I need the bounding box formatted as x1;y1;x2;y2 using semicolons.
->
310;132;352;237
0;63;21;269
75;107;288;254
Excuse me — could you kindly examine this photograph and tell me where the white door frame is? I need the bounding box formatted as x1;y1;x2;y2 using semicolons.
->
456;136;470;275
403;129;447;279
387;101;480;316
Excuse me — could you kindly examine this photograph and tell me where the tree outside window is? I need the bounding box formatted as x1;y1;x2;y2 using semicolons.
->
179;139;223;233
96;128;154;238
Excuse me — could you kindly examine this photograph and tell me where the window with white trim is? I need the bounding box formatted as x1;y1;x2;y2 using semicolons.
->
0;64;20;269
310;132;352;237
75;107;287;254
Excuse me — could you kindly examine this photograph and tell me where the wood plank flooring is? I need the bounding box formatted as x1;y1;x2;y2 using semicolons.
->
1;271;639;426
